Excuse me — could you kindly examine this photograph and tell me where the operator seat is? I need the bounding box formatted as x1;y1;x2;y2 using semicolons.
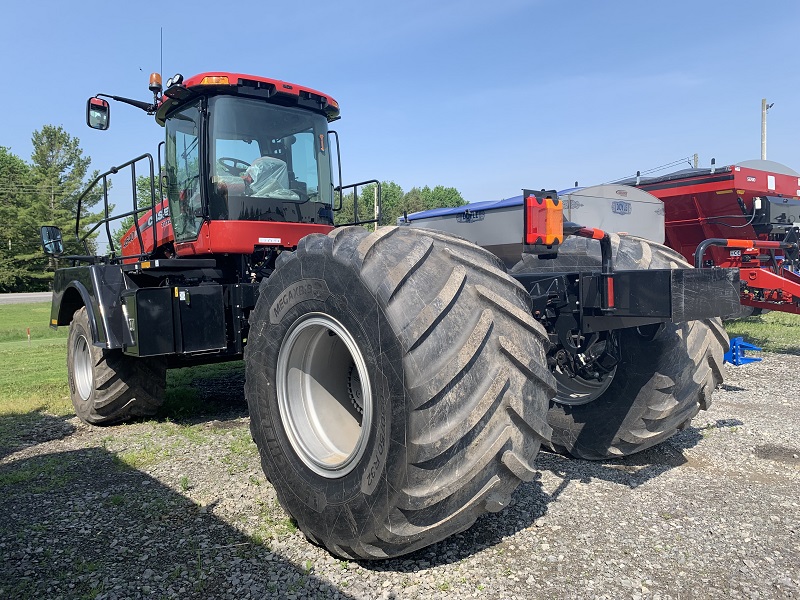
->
244;157;300;200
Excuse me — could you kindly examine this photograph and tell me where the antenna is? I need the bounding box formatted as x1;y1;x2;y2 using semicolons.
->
160;27;163;78
761;98;774;160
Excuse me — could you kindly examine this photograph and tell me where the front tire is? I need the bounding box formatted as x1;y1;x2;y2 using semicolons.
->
511;234;728;460
245;226;555;559
67;307;166;425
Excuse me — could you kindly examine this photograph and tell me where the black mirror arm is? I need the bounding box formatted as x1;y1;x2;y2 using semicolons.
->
97;93;157;114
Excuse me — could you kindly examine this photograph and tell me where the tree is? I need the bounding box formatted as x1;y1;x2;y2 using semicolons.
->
0;126;106;292
0;147;36;291
334;182;383;226
419;185;465;211
393;187;425;224
30;125;104;239
376;181;406;226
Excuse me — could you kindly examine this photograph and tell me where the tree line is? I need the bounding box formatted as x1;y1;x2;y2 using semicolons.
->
334;181;465;226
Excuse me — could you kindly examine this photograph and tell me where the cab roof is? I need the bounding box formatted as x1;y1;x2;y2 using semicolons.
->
156;71;340;125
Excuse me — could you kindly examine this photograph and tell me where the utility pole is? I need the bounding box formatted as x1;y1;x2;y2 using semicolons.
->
761;98;774;160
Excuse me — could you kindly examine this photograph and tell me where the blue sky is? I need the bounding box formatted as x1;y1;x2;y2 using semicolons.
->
2;0;799;208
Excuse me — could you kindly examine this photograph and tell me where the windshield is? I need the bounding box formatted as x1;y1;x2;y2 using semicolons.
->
165;101;203;243
208;96;334;226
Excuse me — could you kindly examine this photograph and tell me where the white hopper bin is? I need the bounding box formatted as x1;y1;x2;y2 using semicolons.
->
401;184;665;268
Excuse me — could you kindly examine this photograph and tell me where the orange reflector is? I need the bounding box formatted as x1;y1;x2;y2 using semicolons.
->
606;276;615;308
200;76;229;85
524;192;563;246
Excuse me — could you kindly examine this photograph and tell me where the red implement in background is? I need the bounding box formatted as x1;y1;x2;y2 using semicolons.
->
631;159;800;314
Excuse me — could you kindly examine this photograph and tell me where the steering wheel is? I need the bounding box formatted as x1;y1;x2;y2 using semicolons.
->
217;157;251;176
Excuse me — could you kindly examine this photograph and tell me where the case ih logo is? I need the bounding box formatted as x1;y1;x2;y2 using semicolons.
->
611;201;632;215
615;189;628;197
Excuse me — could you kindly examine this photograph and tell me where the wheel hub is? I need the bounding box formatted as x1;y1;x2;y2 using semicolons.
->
73;334;93;401
347;364;363;415
276;313;372;478
551;332;619;407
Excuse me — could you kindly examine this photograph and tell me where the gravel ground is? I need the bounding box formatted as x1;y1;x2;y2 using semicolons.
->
1;352;798;599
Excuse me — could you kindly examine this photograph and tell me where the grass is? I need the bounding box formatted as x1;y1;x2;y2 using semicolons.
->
724;311;800;354
250;498;298;545
159;361;246;422
113;441;171;469
0;303;71;418
222;427;259;474
0;454;77;492
0;302;64;343
0;301;245;451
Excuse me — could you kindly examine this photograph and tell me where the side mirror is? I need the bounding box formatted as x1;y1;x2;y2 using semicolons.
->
40;225;64;256
86;97;110;130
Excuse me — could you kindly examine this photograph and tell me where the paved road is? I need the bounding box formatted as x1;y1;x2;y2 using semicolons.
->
0;292;52;305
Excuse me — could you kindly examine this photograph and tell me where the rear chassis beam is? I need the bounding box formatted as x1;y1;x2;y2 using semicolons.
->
513;267;740;335
518;207;742;333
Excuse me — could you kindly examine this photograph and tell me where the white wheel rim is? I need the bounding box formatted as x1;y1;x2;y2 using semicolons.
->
276;313;373;478
74;335;93;401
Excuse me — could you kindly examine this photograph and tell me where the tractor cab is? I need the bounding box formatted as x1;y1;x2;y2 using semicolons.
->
86;72;349;261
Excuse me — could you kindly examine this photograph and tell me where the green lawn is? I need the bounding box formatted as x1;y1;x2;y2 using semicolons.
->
0;302;245;450
0;302;64;343
723;310;800;354
0;303;70;416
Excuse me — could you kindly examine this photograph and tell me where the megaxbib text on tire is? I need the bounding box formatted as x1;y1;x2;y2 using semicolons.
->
67;307;166;425
244;226;555;559
511;234;728;460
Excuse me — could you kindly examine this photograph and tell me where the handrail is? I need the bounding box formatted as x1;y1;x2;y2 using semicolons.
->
73;153;158;261
335;179;383;227
693;238;798;268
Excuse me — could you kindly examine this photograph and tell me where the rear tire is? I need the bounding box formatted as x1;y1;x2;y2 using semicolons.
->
511;234;728;460
67;307;166;425
245;226;555;559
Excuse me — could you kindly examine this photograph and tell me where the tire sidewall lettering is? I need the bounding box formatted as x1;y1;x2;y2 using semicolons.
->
269;279;331;324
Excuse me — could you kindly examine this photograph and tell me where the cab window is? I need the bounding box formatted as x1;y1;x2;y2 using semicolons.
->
165;102;202;243
207;96;333;224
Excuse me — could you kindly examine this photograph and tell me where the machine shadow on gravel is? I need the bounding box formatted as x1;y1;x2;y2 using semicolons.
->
0;446;357;599
0;411;75;461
